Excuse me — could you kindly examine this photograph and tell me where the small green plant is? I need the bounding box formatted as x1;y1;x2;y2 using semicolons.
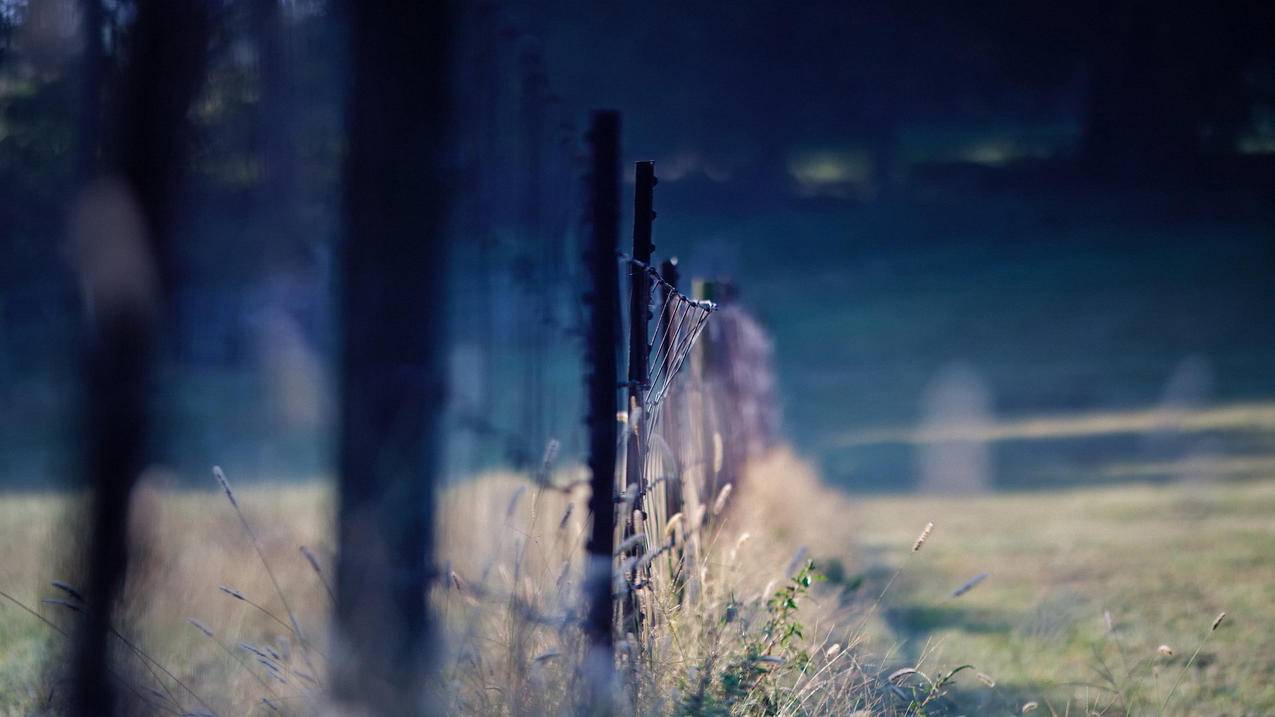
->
682;560;824;716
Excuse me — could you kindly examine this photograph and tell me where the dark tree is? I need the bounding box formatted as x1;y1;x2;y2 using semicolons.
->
334;1;453;713
72;0;209;714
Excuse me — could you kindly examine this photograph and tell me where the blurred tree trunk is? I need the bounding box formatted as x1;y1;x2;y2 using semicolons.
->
335;1;453;714
72;1;208;714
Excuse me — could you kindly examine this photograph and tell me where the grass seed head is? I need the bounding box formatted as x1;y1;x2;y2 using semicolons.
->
664;512;684;538
539;439;560;481
913;521;934;552
952;572;988;597
41;598;80;612
212;465;238;508
712;484;733;515
299;545;323;574
50;580;83;603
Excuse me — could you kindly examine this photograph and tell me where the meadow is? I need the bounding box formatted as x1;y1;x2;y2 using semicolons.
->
1;448;1269;715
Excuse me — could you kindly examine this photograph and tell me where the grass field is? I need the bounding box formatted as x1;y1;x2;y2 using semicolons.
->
844;477;1275;715
0;453;1271;715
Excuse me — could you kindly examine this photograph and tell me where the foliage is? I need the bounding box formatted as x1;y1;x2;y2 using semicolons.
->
677;560;822;717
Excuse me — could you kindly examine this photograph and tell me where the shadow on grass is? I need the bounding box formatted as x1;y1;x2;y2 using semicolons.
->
884;603;1015;635
868;671;1066;716
871;588;1102;713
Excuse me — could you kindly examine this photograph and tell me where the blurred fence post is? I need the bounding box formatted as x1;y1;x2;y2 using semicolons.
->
658;258;683;519
72;1;209;714
622;160;656;633
696;279;723;506
658;258;687;597
335;1;453;713
582;110;621;713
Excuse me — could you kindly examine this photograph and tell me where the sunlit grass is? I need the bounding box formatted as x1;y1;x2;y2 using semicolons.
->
0;456;1271;714
850;479;1275;714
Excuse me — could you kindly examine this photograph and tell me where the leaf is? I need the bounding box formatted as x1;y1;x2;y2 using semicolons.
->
935;664;974;688
889;667;919;684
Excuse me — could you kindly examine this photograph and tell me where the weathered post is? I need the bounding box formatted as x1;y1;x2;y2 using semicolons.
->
623;161;656;632
71;1;208;713
336;1;453;714
582;110;621;714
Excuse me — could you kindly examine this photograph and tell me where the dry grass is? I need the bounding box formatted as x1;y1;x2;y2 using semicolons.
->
0;481;333;715
1;451;1270;715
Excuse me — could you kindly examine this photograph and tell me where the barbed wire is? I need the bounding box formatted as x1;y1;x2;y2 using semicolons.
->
618;253;716;424
617;252;717;312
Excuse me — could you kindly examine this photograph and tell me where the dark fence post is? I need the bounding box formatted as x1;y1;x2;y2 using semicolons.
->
72;1;208;713
582;110;621;713
335;1;453;713
622;161;655;633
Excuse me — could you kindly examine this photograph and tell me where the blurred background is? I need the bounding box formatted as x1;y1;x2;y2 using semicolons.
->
1;0;1274;495
3;2;1275;715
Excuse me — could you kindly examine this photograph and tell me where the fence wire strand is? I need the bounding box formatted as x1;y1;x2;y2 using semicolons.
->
618;253;716;426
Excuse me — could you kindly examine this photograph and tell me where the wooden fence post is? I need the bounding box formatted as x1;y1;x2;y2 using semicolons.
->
72;1;208;713
335;1;452;713
582;110;621;712
622;161;656;633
